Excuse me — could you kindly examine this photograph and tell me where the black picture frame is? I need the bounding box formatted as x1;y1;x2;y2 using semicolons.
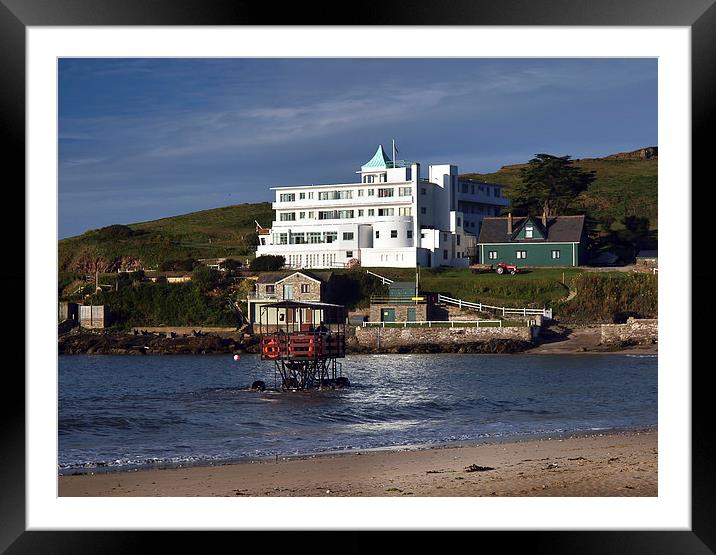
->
3;0;710;552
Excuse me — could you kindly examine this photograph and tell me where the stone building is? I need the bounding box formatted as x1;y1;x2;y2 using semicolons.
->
247;270;337;325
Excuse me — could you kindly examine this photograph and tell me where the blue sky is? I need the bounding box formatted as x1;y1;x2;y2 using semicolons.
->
58;58;657;238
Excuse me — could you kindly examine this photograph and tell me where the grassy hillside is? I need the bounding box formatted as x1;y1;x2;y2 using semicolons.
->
58;202;274;273
461;156;658;229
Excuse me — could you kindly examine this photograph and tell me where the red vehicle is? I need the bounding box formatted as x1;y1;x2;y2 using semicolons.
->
495;263;520;275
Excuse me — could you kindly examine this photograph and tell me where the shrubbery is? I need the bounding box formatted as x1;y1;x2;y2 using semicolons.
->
250;255;285;271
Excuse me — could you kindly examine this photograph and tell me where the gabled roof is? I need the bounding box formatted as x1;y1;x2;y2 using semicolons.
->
478;215;586;244
361;145;392;170
256;270;333;284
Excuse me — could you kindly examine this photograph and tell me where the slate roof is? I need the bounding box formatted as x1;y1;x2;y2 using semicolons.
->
478;215;586;244
256;270;333;284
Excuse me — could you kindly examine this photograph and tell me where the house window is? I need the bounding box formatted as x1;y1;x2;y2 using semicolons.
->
407;230;413;239
551;250;561;259
525;226;533;239
343;232;354;240
456;235;461;246
301;284;310;293
266;285;275;294
390;230;398;238
443;250;448;260
488;251;498;260
516;251;527;259
346;251;353;258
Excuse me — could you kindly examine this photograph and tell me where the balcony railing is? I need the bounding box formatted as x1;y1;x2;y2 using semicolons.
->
247;292;278;300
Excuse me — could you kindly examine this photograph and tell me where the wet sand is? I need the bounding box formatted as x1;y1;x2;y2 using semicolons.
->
59;428;657;497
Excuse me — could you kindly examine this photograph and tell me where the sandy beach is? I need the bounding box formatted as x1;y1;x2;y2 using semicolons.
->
59;428;657;497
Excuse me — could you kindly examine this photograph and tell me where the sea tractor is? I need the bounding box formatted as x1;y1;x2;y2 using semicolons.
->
257;300;348;391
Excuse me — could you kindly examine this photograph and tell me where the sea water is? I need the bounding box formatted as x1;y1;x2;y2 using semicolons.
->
58;353;657;473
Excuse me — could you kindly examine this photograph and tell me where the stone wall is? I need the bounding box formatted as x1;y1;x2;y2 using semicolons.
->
355;324;534;350
600;318;658;345
256;273;323;302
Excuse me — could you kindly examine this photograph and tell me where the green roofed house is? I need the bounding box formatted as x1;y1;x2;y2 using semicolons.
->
477;213;587;267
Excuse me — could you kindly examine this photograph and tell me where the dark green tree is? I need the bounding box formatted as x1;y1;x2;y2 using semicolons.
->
510;154;596;217
192;265;220;292
250;255;285;272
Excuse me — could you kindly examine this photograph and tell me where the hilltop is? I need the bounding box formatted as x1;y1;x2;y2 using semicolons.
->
58;202;274;273
460;147;658;229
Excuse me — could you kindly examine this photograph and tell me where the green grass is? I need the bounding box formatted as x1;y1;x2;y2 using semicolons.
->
462;157;658;228
58;202;274;273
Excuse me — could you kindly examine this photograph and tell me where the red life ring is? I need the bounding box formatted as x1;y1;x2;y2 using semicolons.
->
263;338;280;359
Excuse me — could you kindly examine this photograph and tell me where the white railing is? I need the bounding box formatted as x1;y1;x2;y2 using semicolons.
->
366;270;394;284
437;294;552;319
363;320;507;328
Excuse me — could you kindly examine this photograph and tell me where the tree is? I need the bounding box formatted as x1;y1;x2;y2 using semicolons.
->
510;154;595;217
192;265;220;292
250;255;285;272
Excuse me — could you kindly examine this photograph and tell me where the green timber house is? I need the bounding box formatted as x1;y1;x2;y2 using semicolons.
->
477;213;587;267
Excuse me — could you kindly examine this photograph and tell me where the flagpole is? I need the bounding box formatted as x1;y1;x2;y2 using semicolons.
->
392;139;396;167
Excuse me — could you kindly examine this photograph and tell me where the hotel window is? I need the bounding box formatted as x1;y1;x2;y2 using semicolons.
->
308;192;314;199
278;233;288;245
368;209;375;216
280;212;296;221
525;226;533;238
343;232;354;240
364;175;375;183
516;251;527;259
398;207;412;216
299;212;305;219
420;207;427;214
299;192;306;200
551;250;561;259
488;251;498;260
358;209;364;217
358;189;364;196
375;231;380;238
398;187;411;196
346;251;353;258
325;232;337;243
390;230;398;238
301;284;310;293
377;188;394;198
308;211;314;218
407;230;413;239
279;193;295;202
266;285;275;294
368;189;375;196
378;208;394;216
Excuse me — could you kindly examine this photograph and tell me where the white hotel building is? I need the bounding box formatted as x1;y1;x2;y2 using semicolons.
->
255;146;510;269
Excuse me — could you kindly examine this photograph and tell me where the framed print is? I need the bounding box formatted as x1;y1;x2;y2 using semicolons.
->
3;0;712;551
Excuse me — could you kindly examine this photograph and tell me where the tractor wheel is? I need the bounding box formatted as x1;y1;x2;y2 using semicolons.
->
496;266;504;275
